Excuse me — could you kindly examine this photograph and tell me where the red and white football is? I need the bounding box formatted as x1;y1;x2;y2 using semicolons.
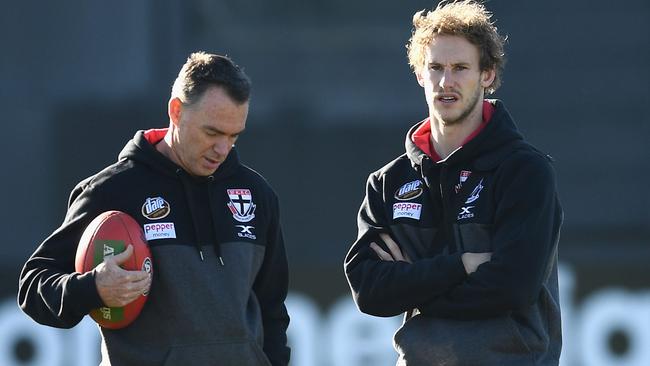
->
75;210;153;329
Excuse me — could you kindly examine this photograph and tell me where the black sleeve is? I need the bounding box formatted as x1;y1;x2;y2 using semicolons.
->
418;154;563;319
253;193;291;366
17;182;106;328
344;172;467;317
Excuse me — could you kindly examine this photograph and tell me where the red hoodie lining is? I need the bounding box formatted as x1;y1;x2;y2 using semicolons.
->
412;101;495;161
144;128;168;145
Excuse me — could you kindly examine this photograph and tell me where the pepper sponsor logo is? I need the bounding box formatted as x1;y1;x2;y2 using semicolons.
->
393;202;422;220
143;222;176;241
395;180;424;201
141;197;171;220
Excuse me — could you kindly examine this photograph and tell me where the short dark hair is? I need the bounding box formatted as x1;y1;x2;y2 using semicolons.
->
171;51;251;105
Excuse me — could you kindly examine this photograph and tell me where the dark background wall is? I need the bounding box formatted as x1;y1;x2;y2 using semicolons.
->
1;1;649;365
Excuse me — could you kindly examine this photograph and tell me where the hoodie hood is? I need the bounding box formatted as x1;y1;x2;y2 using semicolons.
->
405;99;525;170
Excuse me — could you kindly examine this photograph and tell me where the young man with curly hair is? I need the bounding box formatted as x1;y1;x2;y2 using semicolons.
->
344;1;563;365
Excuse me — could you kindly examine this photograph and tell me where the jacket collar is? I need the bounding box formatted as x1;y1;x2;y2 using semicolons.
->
405;99;525;171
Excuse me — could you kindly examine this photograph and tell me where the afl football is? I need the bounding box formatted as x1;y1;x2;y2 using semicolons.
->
75;211;153;329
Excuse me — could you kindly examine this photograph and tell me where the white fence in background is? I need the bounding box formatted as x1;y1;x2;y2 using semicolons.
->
1;264;649;366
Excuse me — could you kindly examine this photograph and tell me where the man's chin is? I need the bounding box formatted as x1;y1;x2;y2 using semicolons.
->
434;111;464;126
203;166;220;176
434;104;479;126
440;117;463;126
188;165;220;177
201;158;222;174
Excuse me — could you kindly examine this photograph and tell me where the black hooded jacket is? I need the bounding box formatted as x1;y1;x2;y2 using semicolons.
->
18;129;290;366
344;100;562;365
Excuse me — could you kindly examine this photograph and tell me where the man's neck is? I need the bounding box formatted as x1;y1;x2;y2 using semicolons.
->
429;102;484;160
155;130;180;167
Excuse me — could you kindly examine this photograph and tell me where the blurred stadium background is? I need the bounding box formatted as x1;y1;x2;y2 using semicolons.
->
1;1;648;365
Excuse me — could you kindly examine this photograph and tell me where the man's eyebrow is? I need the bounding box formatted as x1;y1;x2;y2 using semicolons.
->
428;61;471;66
204;125;246;135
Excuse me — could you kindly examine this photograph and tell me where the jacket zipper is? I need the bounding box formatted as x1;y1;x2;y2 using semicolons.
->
439;163;462;253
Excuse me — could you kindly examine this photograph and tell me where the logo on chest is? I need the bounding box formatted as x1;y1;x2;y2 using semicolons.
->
235;225;256;240
226;189;256;223
141;197;171;220
457;206;475;220
395;180;424;200
465;178;484;204
457;179;486;221
455;170;472;193
143;222;177;240
393;202;422;220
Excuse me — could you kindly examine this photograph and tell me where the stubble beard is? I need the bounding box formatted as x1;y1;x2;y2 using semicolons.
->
435;84;484;127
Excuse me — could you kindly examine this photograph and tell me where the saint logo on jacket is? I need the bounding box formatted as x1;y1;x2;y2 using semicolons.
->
465;179;484;204
395;180;424;201
455;170;472;193
141;197;171;220
227;189;256;223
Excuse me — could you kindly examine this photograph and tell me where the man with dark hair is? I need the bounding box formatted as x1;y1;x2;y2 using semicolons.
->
344;1;562;365
19;51;291;366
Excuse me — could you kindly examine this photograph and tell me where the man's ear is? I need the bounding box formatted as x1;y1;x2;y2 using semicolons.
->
416;71;425;87
481;68;496;89
168;97;183;127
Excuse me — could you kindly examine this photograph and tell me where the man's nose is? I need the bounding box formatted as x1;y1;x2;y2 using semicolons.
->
213;138;232;156
438;68;453;89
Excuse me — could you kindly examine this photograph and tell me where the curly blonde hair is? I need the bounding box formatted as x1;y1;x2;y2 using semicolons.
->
406;0;506;94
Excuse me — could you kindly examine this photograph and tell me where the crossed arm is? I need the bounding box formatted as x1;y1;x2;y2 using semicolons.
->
346;156;560;319
370;232;491;274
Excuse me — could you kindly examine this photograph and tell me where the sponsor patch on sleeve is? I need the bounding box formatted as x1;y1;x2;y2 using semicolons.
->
392;202;422;220
143;222;177;241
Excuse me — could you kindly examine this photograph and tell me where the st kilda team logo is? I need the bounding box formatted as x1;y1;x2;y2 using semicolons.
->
227;189;256;223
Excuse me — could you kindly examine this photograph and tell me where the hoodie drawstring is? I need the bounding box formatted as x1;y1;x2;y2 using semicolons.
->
417;156;432;188
207;176;225;266
176;169;224;265
176;169;204;261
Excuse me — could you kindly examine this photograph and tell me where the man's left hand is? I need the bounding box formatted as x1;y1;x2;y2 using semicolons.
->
369;233;412;263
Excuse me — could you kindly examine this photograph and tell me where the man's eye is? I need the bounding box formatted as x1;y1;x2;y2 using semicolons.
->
429;64;442;71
